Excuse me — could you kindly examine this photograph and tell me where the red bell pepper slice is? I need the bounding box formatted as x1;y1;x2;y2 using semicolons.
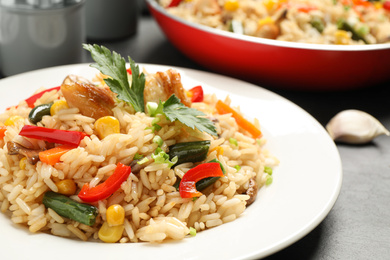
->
168;0;182;8
19;125;87;146
384;1;390;11
78;162;132;202
7;86;61;110
179;162;224;198
0;125;7;140
25;86;61;108
188;85;204;102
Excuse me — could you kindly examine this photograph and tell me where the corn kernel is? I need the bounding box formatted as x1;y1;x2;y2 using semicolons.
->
334;30;350;45
94;116;120;139
263;0;277;11
98;222;124;243
374;2;382;9
258;17;274;27
224;0;239;12
50;100;69;116
5;115;24;126
106;204;125;226
55;179;77;196
215;146;224;156
19;157;27;170
185;90;193;99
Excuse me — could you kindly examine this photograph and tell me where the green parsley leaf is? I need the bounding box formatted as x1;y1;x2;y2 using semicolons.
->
162;95;217;136
83;44;145;112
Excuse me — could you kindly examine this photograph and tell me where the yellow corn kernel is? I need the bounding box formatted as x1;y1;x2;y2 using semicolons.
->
19;157;27;170
5;115;24;126
258;17;274;27
334;30;350;45
215;146;224;156
374;2;382;9
50;100;69;116
55;179;77;196
185;90;193;99
94;116;120;139
224;0;239;11
262;0;277;11
210;146;224;156
106;204;125;226
98;222;124;243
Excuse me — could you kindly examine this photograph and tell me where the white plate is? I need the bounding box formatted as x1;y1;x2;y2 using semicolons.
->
0;64;342;260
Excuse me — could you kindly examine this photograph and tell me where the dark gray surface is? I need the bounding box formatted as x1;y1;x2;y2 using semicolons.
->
94;15;390;260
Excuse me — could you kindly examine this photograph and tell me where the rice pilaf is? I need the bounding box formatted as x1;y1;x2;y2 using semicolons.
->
0;48;278;243
160;0;390;45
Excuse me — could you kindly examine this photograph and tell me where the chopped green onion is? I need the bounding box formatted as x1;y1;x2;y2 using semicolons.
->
137;157;149;165
229;137;238;147
264;166;273;175
265;175;273;186
189;227;197;236
133;153;143;160
234;165;241;171
152;147;177;167
146;102;158;116
153;135;163;147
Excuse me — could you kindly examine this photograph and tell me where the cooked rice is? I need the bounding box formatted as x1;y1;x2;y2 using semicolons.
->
0;68;279;243
160;0;390;45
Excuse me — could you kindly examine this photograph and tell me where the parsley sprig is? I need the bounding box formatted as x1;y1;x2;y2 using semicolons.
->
84;44;217;136
83;44;145;112
162;95;217;136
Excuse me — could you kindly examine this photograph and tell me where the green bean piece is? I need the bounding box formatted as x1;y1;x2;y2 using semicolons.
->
168;140;211;166
42;191;98;226
28;103;52;124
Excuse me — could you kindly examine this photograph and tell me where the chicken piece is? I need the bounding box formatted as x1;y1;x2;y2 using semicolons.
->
61;82;116;120
144;69;192;107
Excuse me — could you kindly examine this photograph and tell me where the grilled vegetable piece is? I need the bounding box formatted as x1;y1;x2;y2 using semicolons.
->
337;19;368;44
28;103;52;124
7;141;43;165
179;162;224;198
168;140;211;166
42;191;98;226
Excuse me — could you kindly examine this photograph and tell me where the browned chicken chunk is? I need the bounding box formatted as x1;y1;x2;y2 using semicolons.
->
61;82;116;120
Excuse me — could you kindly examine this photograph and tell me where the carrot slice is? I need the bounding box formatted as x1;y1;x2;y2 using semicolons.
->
39;145;75;165
215;100;262;139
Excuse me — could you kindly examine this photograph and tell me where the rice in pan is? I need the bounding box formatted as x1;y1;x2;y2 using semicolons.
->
0;45;278;243
159;0;390;45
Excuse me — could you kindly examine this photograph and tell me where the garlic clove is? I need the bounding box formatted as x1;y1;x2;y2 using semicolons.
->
326;109;390;144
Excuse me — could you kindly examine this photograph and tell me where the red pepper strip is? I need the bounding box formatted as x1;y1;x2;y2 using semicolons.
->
78;162;131;202
168;0;182;8
179;162;224;198
0;125;7;140
7;86;61;110
296;5;317;13
384;1;390;11
126;68;132;75
19;125;87;146
188;85;204;102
